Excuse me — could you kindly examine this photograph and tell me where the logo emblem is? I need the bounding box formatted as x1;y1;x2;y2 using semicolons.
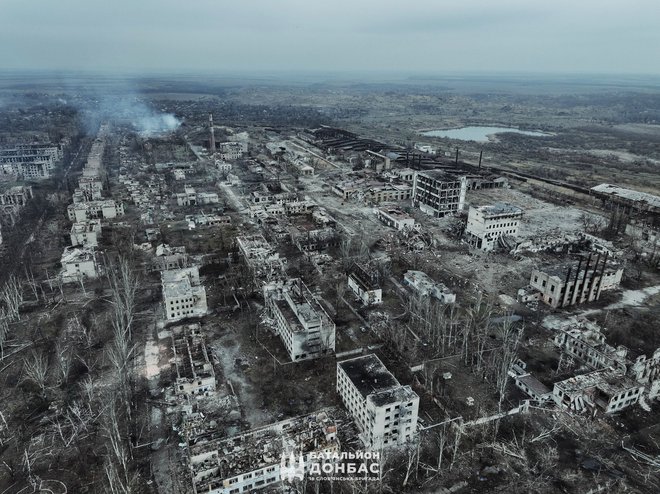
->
280;452;305;482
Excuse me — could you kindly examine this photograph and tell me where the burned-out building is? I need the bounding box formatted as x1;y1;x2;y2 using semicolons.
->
152;244;188;272
263;278;335;362
403;270;456;304
293;227;339;253
412;170;467;217
465;203;523;251
348;264;382;306
236;234;286;279
67;200;125;222
170;323;216;398
337;354;419;449
518;254;623;308
553;369;643;414
70;219;102;248
0;144;62;179
60;246;99;283
374;207;415;231
188;410;338;494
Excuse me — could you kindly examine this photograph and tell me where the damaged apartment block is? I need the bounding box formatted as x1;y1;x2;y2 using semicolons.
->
337;354;419;449
263;278;336;361
518;253;623;308
162;266;208;322
236;234;286;280
171;323;216;398
347;263;382;306
188;411;338;494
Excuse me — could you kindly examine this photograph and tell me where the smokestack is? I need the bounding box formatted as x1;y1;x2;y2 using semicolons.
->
455;148;459;164
478;150;483;169
208;113;215;155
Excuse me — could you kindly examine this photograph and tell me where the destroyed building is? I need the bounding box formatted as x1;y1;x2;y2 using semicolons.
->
162;266;208;322
67;200;125;222
403;270;456;304
364;183;412;204
552;369;643;414
348;264;382;306
465;203;523;251
188;411;338;494
170;324;216;398
216;141;247;161
375;207;415;231
70;219;102;248
518;254;623;308
293;227;339;252
236;234;286;279
553;319;630;373
175;187;220;206
60;246;99;282
0;144;62;179
591;183;660;227
552;317;660;401
263;278;336;361
337;354;419;449
152;244;188;271
412;170;467;217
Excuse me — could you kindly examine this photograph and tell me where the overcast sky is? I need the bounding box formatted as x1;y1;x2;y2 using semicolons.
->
1;0;659;75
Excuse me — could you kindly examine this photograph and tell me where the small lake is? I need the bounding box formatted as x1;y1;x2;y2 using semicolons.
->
421;126;551;142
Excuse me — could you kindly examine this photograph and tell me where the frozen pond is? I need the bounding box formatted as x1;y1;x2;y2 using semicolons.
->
421;126;551;142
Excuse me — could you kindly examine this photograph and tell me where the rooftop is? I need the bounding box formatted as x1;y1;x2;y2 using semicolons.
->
474;202;524;217
338;354;400;399
189;410;338;486
591;184;660;209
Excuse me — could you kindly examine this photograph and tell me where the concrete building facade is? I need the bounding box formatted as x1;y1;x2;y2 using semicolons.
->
465;203;523;251
412;170;467;217
162;267;208;322
337;354;419;449
264;278;336;362
347;264;382;306
518;254;623;308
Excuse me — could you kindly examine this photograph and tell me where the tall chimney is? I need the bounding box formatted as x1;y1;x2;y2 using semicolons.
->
455;148;459;164
208;113;215;155
478;150;483;169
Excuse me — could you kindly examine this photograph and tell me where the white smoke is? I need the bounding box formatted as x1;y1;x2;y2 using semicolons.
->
135;112;181;136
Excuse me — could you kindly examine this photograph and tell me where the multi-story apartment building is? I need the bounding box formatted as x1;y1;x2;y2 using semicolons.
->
465;203;524;251
189;411;338;494
264;278;336;362
348;264;382;306
70;219;102;248
0;144;61;179
67;200;125;222
412;170;467;217
60;246;99;282
337;354;419;449
162;267;208;322
553;369;643;414
518;254;623;308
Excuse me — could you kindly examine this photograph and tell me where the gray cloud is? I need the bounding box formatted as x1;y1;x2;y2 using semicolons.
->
0;1;659;75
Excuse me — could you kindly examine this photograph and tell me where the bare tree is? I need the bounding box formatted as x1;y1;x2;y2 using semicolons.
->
0;274;23;321
0;312;9;360
494;318;524;411
22;350;49;397
102;397;137;494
